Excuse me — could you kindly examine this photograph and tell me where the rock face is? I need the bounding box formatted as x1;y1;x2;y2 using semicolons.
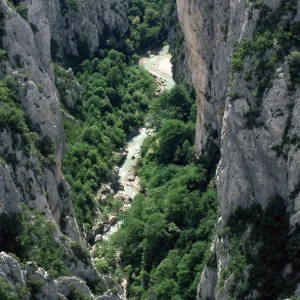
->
177;0;300;298
167;1;190;84
0;0;127;298
0;0;80;241
0;252;122;299
28;0;129;64
177;0;256;164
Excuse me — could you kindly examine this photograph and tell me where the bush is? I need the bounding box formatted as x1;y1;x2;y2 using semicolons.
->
0;277;18;300
107;81;217;299
15;4;28;20
70;241;90;263
0;49;7;61
38;136;55;157
231;40;250;72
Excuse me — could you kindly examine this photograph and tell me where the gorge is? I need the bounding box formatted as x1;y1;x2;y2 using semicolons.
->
1;0;300;299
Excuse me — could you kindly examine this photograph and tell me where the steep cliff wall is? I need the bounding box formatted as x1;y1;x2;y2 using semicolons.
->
177;0;300;298
0;0;128;298
167;0;190;84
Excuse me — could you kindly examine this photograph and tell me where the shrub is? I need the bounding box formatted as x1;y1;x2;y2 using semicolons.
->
0;49;7;61
0;277;18;300
231;40;250;72
15;4;28;20
70;241;90;263
38;136;55;157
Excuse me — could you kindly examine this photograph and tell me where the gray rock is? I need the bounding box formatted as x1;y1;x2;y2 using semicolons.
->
55;276;93;298
96;292;122;300
94;234;103;243
196;266;217;300
0;252;25;287
25;262;59;300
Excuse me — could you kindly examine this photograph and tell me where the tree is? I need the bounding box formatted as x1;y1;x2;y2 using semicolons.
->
144;8;160;26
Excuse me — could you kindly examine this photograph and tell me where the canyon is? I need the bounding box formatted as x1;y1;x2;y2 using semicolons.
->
0;0;300;299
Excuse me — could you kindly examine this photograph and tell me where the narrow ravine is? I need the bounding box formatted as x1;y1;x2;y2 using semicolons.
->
102;45;175;239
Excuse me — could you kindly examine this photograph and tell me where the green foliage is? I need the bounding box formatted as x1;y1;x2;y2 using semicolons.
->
0;77;25;133
59;0;77;12
0;206;74;279
15;207;70;277
0;277;31;300
61;50;155;227
106;84;218;299
38;136;55;157
70;241;90;263
231;0;298;75
147;84;194;130
145;84;195;165
128;0;176;51
231;40;250;71
69;288;92;300
0;276;31;300
230;0;299;130
94;241;120;275
15;4;28;20
0;48;7;61
27;280;44;295
0;277;18;300
66;0;77;9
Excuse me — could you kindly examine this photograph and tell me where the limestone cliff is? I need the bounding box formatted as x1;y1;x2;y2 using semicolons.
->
0;0;127;298
167;0;190;84
177;0;300;298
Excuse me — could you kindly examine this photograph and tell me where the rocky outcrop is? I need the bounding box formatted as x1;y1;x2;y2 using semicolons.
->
28;0;128;65
0;252;122;299
177;0;300;298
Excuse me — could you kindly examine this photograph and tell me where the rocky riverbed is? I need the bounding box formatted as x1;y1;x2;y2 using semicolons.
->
90;46;176;243
90;45;175;299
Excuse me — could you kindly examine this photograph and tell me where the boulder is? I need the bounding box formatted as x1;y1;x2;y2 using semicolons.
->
94;234;103;243
109;216;118;226
115;192;132;204
127;175;135;182
102;224;111;234
100;195;107;205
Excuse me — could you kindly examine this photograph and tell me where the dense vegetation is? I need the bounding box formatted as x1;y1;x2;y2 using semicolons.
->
126;0;176;52
94;85;218;299
60;50;155;227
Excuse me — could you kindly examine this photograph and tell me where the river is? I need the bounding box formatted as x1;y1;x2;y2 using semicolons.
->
102;45;175;238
